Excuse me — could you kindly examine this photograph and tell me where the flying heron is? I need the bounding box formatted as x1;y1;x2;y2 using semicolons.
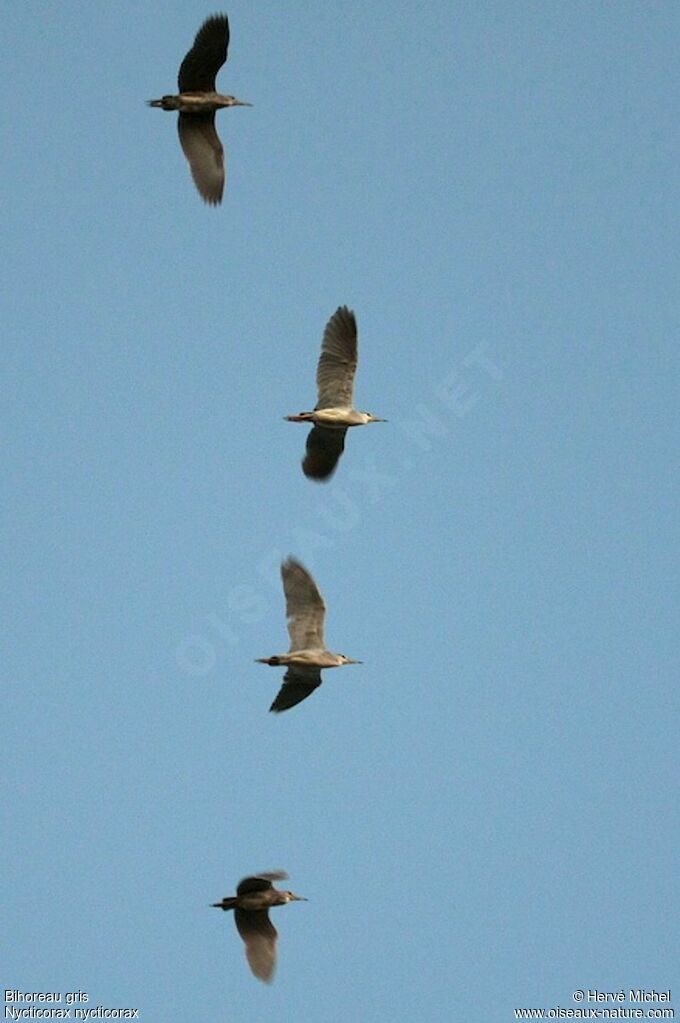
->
256;557;362;712
285;306;386;481
212;871;307;983
148;14;250;205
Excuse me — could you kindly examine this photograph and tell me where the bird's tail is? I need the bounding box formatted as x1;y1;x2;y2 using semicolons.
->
147;96;179;110
284;412;314;422
211;898;237;912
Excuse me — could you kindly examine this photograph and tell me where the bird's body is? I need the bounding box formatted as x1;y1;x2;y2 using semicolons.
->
148;14;250;205
285;408;376;428
258;649;354;669
285;306;386;481
212;872;306;983
256;557;361;712
148;91;242;114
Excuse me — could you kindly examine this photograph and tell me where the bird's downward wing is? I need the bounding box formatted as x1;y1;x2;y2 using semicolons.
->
177;113;225;205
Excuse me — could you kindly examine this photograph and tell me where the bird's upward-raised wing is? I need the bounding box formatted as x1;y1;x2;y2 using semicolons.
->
270;667;323;713
178;14;230;92
236;872;288;896
315;306;358;410
177;113;225;204
234;908;278;983
282;558;325;651
302;425;348;482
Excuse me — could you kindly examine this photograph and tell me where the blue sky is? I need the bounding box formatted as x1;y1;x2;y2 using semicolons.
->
3;1;679;1020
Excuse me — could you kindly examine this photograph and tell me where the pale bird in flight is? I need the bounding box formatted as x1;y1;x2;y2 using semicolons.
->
285;306;386;481
256;557;362;712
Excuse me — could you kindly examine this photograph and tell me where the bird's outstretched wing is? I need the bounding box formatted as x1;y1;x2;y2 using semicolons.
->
178;113;225;205
315;306;358;410
235;908;278;983
270;668;323;713
281;558;325;650
237;872;288;895
178;14;230;92
302;425;348;482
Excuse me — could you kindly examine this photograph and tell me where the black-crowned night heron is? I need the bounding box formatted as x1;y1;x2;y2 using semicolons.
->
256;557;362;712
148;14;250;204
285;306;386;481
212;871;306;982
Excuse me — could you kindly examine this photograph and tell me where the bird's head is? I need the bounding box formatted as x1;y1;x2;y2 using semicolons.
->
364;412;387;424
283;890;308;903
217;95;253;108
339;655;363;665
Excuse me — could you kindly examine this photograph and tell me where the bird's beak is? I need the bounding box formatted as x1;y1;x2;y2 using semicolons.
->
290;894;308;901
347;659;363;665
373;417;387;423
233;99;253;107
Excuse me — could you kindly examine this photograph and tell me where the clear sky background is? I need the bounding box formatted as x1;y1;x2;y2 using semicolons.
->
3;2;679;1020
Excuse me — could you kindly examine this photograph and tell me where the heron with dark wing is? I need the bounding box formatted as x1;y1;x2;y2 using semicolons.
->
212;871;307;982
148;14;251;204
285;306;386;481
256;557;362;712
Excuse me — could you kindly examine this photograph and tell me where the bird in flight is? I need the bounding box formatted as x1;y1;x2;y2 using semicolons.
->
256;557;362;713
212;871;307;982
285;306;386;481
148;14;250;204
